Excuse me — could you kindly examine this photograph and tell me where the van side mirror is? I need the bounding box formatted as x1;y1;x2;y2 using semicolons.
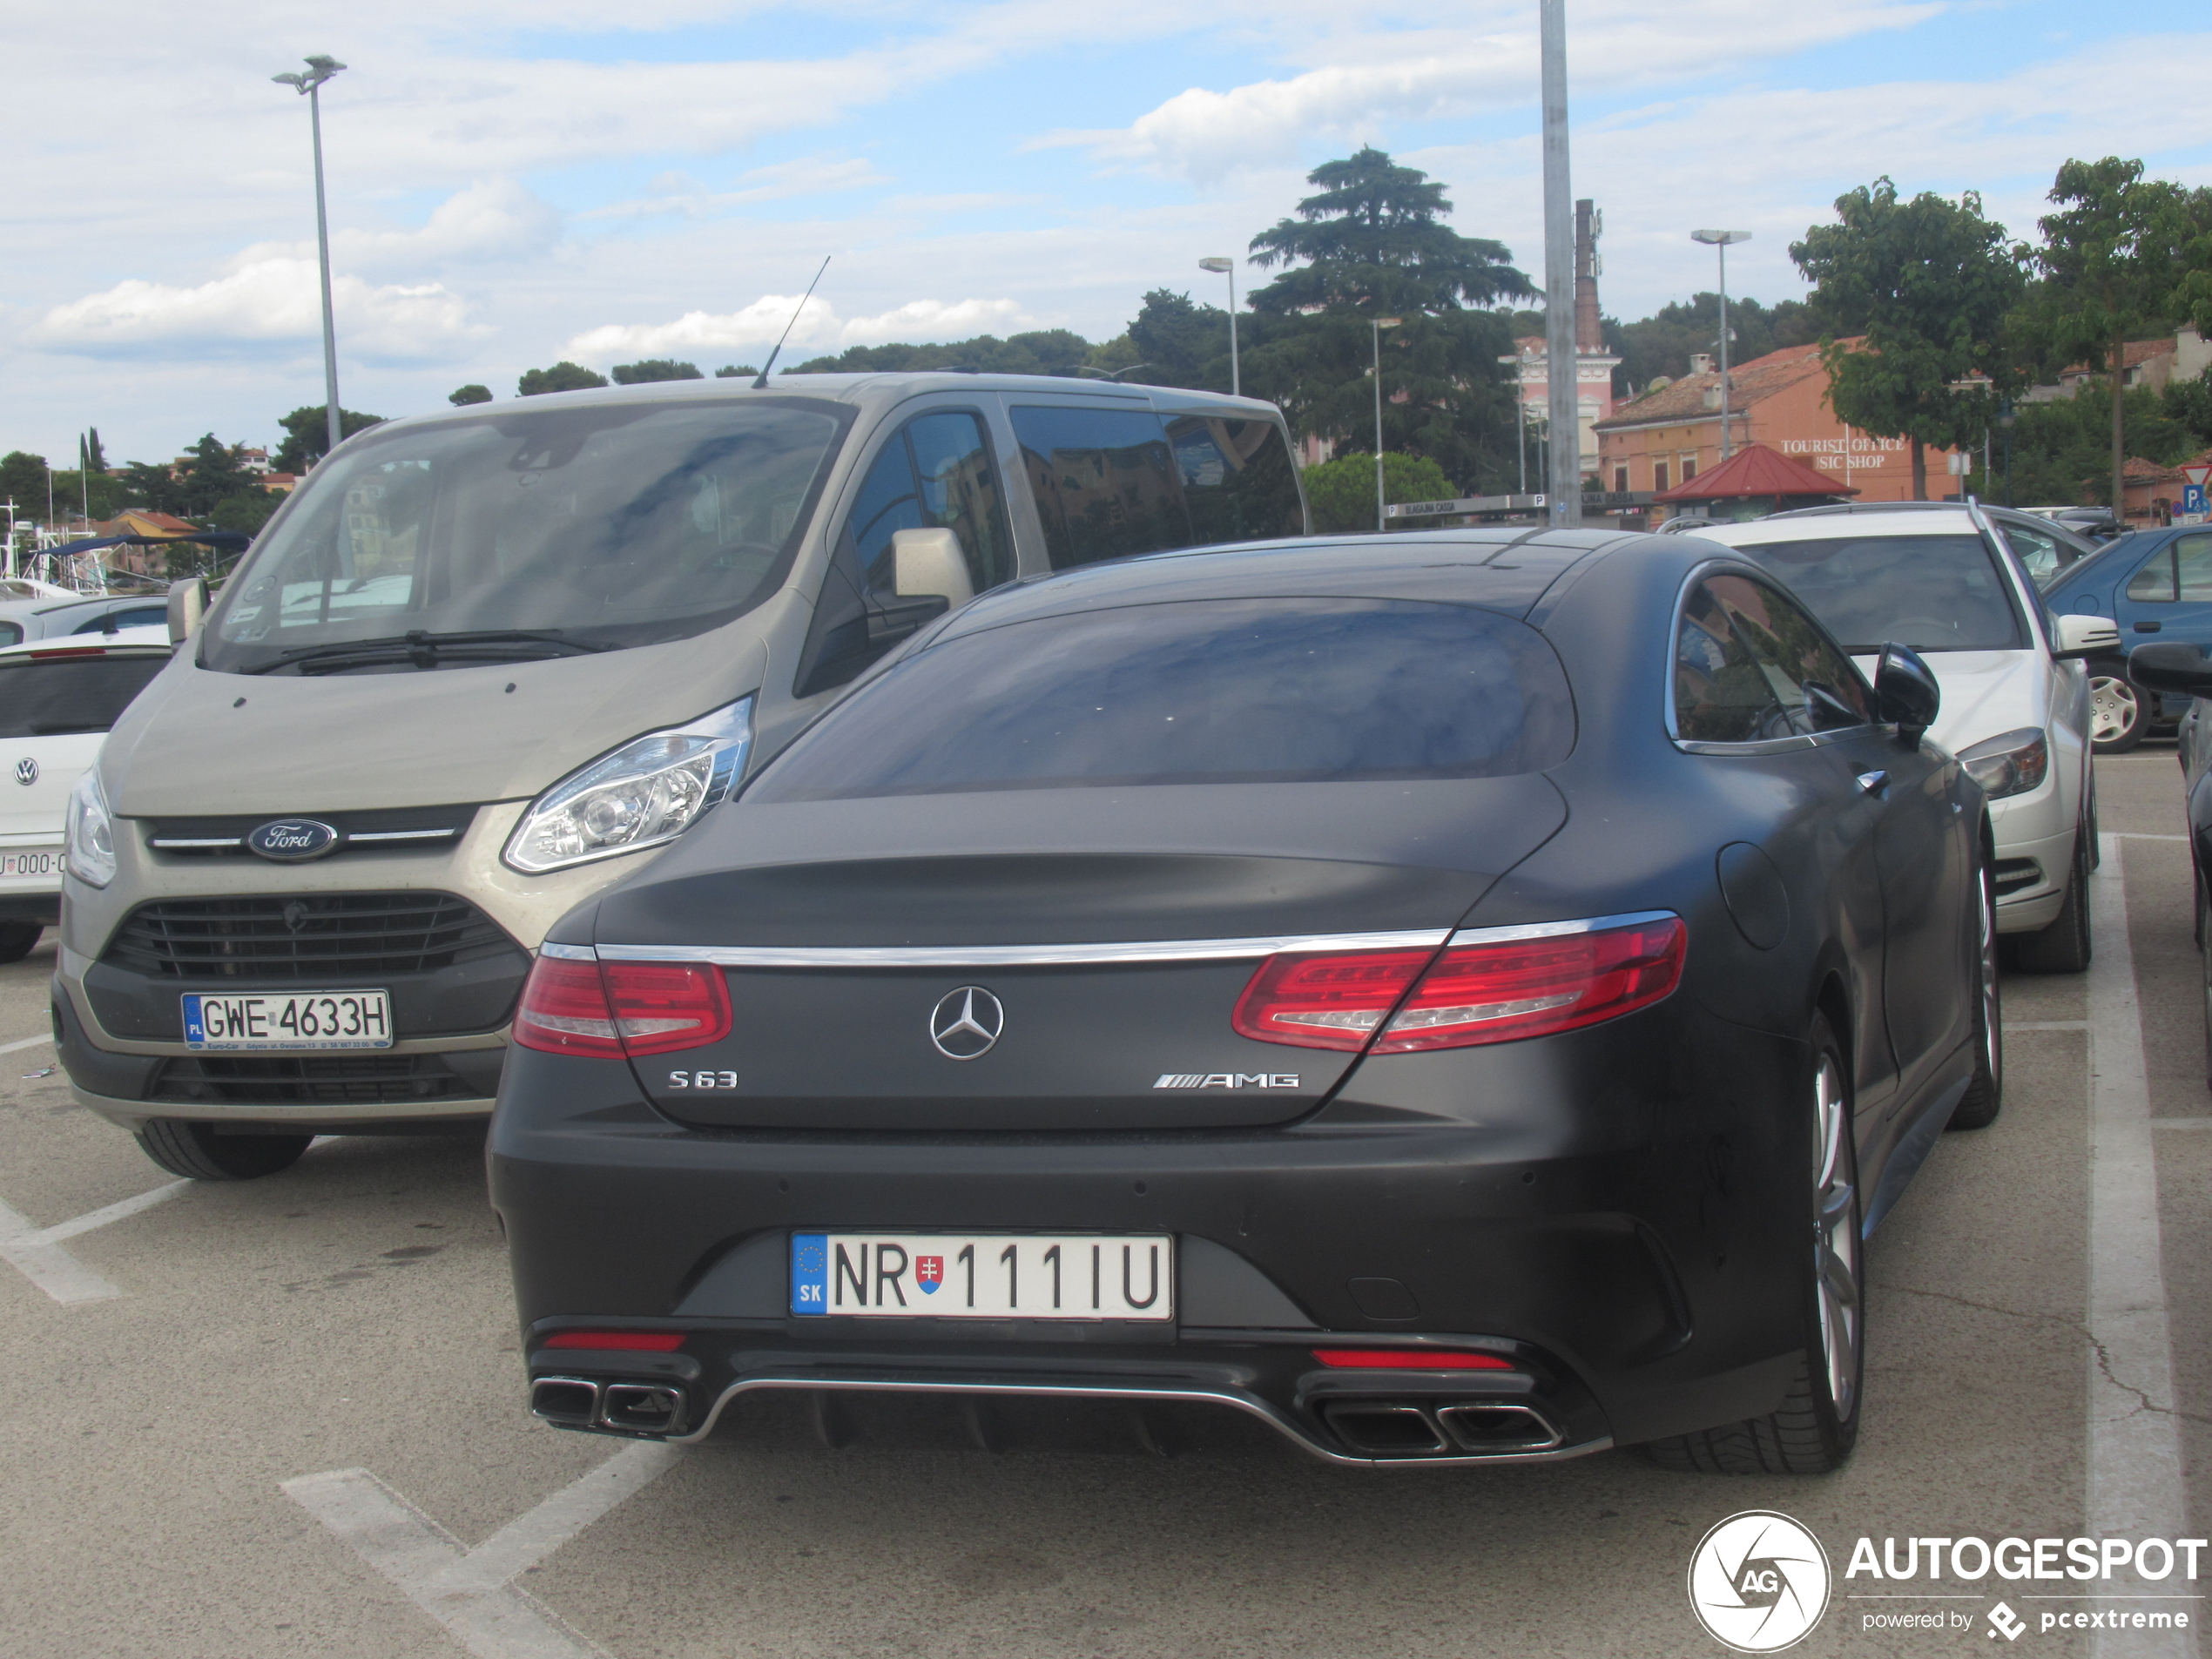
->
1874;643;1940;744
2054;612;2121;660
893;528;974;609
2128;642;2212;698
166;575;207;644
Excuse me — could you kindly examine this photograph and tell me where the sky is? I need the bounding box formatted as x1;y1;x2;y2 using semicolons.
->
3;0;2209;476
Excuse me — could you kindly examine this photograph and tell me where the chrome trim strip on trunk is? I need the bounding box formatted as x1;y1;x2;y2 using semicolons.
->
590;929;1452;968
1446;909;1677;948
661;1373;1613;1468
537;941;598;961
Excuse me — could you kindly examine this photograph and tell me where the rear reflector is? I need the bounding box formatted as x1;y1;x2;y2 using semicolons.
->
542;1331;687;1352
1312;1348;1515;1371
1232;915;1684;1054
514;957;732;1059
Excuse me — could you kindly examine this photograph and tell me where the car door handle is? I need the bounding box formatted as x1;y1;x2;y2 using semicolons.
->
1856;770;1888;795
2135;620;2162;632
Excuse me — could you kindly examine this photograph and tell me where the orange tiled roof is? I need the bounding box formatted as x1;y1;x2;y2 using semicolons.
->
1595;341;1834;430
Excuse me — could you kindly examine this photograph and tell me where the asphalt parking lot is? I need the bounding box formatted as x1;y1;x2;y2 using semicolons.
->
2;749;2206;1659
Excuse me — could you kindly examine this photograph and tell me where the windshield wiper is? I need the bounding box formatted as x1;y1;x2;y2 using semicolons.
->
242;629;610;675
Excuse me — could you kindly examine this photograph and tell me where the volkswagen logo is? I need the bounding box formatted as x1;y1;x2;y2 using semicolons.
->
245;819;341;862
12;758;35;787
929;986;1004;1060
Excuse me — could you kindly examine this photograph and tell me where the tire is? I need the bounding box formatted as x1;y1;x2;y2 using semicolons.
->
1949;852;2004;1130
2088;665;2145;754
134;1119;312;1181
0;922;41;964
1645;1013;1863;1474
2012;827;2093;974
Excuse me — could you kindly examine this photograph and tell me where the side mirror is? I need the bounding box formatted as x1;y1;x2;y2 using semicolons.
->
166;574;207;644
2128;642;2212;698
1873;643;1940;744
892;528;974;609
2054;612;2121;660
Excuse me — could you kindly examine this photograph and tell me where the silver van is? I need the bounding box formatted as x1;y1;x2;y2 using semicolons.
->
54;374;1306;1177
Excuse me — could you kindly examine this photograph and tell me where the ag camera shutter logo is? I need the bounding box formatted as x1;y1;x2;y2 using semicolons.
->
1688;1510;1831;1652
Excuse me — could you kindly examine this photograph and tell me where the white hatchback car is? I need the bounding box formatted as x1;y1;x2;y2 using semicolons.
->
0;626;175;961
1695;506;2113;971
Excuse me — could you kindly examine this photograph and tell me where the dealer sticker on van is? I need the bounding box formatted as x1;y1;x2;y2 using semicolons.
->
182;990;393;1050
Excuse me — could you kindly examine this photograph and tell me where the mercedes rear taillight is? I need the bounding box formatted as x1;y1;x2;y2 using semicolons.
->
1232;914;1684;1054
514;956;732;1058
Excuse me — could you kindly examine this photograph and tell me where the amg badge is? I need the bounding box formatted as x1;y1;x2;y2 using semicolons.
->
1153;1073;1300;1089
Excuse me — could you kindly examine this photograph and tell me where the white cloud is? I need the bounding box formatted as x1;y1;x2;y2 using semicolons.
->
563;293;1036;361
582;157;888;222
233;179;563;275
27;260;475;363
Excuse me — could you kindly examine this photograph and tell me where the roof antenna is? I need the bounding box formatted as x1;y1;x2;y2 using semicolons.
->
752;256;831;389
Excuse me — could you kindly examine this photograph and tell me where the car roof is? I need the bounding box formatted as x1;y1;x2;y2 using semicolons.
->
1694;508;1979;545
0;591;165;620
0;624;174;660
927;529;1659;640
330;371;1287;451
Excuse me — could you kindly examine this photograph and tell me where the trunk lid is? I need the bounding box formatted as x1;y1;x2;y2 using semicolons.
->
596;778;1567;1130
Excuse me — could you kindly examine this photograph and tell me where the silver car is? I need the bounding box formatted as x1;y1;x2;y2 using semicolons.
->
55;373;1306;1178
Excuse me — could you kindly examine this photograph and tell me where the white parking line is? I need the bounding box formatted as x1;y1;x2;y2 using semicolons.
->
0;1032;53;1055
0;1181;188;1304
2007;1020;2090;1032
284;1440;679;1659
2086;835;2192;1659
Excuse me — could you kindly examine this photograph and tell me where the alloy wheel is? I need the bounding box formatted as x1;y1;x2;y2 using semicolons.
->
1979;868;2001;1085
1812;1051;1860;1418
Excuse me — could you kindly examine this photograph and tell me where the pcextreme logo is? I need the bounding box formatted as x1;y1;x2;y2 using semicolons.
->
1688;1511;1831;1652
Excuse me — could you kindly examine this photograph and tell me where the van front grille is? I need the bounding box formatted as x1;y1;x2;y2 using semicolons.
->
148;1053;484;1106
104;893;517;981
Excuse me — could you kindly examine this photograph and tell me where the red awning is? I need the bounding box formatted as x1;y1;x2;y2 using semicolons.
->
1654;442;1859;502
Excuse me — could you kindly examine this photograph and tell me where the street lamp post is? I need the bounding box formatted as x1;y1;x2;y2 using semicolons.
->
1691;229;1751;461
273;56;347;466
1373;316;1403;532
1998;397;2017;509
1198;258;1239;397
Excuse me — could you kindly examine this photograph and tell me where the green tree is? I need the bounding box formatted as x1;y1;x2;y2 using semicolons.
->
118;460;185;515
610;359;704;384
1603;294;1824;397
789;331;1092;376
175;434;247;517
210;489;283;539
448;384;494;406
273;406;385;473
1299;451;1454;533
712;364;760;378
2022;158;2212;512
1239;150;1534;489
83;428;107;475
0;451;47;514
50;469;123;521
517;361;610;396
1117;290;1231;389
1791;178;2026;499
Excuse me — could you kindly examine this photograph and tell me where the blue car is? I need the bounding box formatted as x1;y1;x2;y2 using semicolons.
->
2041;526;2212;751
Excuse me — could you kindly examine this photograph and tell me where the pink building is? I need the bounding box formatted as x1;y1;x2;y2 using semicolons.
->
1499;199;1619;482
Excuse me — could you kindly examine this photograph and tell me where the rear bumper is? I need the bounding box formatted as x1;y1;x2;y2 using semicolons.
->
490;1008;1815;1460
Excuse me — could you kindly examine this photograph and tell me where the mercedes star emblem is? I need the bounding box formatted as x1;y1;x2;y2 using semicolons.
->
12;758;36;787
929;986;1004;1060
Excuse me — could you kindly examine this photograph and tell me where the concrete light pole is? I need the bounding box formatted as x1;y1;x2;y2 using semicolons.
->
1691;228;1751;460
1373;316;1404;531
1199;258;1239;396
1540;0;1579;527
273;56;347;466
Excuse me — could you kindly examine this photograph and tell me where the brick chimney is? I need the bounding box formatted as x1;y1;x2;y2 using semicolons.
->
1575;199;1602;355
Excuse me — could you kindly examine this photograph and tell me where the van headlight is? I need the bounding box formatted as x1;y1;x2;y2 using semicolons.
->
1957;726;2050;800
65;769;118;887
502;697;754;874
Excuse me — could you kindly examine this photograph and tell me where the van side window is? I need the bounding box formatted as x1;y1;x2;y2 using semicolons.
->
847;412;1014;598
1011;406;1192;570
1166;415;1304;543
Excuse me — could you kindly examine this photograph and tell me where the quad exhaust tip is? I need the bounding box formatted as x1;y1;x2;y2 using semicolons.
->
529;1377;686;1435
1322;1399;1562;1458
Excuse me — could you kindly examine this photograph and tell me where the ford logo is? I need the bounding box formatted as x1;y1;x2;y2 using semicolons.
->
246;819;341;862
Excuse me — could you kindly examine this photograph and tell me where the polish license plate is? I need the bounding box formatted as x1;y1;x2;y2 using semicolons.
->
181;989;393;1050
0;849;61;880
790;1232;1174;1320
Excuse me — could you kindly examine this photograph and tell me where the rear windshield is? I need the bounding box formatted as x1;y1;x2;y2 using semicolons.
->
0;652;170;737
1728;533;2025;653
748;597;1574;800
201;397;851;674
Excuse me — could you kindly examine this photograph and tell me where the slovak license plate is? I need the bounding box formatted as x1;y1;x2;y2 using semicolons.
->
790;1232;1174;1320
0;849;61;880
181;990;393;1051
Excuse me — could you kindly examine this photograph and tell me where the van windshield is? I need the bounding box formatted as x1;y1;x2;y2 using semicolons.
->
201;397;850;675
